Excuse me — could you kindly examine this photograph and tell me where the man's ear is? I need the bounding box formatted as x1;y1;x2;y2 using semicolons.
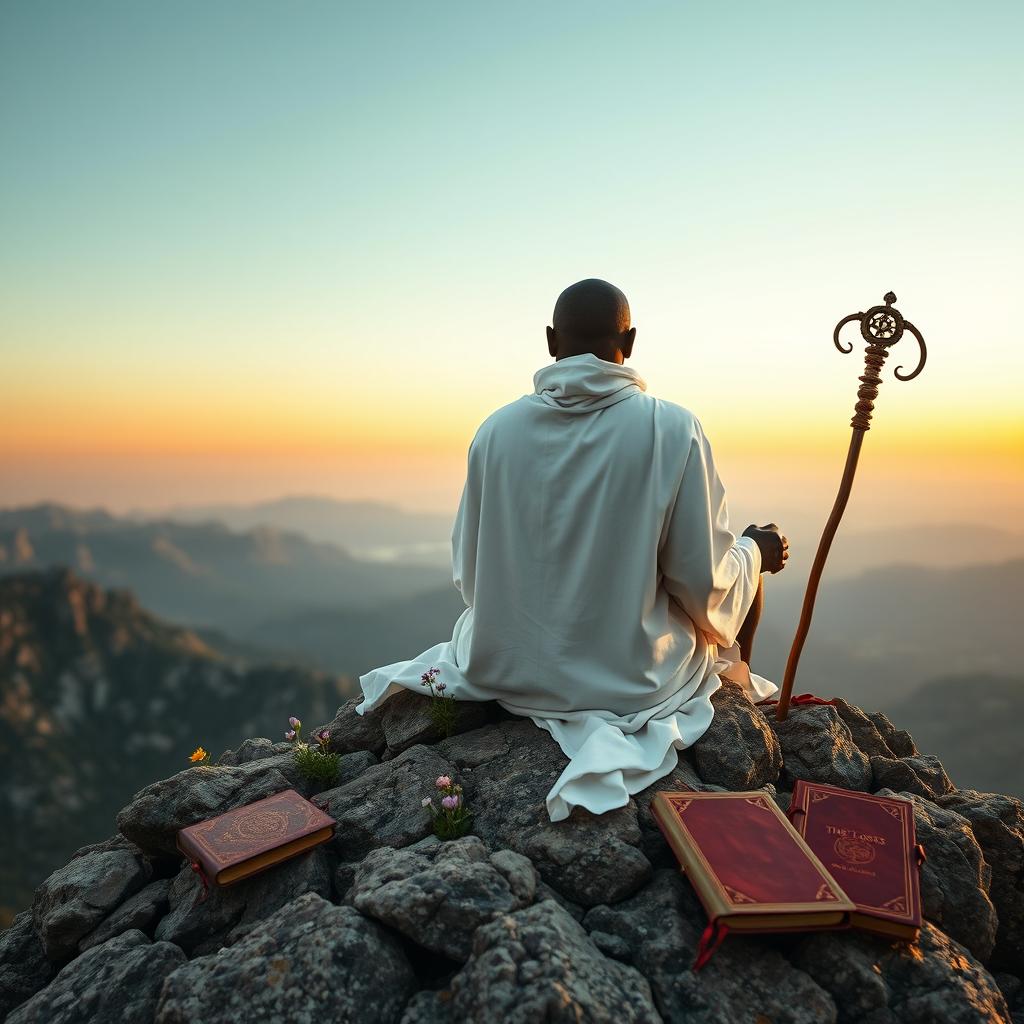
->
622;327;636;360
546;325;557;358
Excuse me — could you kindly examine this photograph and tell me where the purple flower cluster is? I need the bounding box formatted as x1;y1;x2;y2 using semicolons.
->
423;772;470;839
284;716;331;749
420;666;446;692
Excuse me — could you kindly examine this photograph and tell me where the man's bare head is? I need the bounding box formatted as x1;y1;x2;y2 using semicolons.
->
546;279;636;364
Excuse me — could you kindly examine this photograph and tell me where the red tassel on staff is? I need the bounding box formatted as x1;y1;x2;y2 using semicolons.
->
757;694;837;708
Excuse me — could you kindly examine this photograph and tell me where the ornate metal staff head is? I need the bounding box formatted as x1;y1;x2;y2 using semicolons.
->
777;290;929;720
832;292;927;431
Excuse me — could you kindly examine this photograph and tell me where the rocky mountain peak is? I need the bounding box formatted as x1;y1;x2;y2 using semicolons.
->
3;682;1022;1023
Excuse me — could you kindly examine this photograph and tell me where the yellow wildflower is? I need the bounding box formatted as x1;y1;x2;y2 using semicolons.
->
189;746;208;763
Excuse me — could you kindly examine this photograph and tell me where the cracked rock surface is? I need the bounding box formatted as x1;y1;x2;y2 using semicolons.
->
2;692;1018;1023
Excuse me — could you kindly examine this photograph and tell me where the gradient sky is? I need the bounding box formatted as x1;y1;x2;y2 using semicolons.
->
1;1;1021;534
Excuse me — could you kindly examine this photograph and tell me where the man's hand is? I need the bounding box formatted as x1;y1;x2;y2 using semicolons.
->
742;523;789;574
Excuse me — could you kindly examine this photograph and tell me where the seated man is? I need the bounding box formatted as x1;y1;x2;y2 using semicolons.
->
357;279;788;820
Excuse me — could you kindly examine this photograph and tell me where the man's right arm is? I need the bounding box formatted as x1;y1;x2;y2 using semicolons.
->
658;418;763;650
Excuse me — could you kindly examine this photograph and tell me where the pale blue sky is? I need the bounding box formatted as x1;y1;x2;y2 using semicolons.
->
1;1;1021;522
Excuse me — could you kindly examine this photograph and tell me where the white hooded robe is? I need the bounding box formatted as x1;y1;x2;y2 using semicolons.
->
357;353;777;820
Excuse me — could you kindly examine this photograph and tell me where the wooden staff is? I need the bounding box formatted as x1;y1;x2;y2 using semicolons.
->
776;292;927;721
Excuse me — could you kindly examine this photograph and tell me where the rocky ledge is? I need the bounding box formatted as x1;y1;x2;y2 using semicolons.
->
2;684;1022;1023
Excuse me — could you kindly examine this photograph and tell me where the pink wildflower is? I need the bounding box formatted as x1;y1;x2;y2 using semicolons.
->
435;775;452;790
441;795;461;811
285;729;296;741
288;716;301;729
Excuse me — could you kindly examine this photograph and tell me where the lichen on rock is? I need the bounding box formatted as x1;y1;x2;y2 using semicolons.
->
1;688;1019;1024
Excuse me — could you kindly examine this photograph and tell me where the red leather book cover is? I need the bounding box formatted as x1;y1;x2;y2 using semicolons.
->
652;791;854;966
177;788;336;887
788;781;923;940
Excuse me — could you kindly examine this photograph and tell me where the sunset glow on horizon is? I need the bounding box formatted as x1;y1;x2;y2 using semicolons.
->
2;1;1021;529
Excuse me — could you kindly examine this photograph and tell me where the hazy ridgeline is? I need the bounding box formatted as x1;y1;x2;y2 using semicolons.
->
1;497;1021;922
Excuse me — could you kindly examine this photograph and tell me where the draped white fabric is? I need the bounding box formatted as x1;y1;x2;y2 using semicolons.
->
357;352;777;820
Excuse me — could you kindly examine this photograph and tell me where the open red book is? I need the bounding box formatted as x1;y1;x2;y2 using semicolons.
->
788;781;924;941
651;791;855;968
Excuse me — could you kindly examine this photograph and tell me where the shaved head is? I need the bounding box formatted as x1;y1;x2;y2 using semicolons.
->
547;279;635;364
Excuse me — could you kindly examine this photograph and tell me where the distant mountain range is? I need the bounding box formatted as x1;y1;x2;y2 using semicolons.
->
3;501;1022;703
890;673;1024;798
144;495;454;565
751;558;1023;710
0;503;450;635
0;568;351;924
146;495;1024;575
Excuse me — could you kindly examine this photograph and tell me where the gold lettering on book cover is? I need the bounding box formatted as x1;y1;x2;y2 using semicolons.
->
799;787;916;920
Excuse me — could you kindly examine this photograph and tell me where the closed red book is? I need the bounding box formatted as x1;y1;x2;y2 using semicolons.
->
177;788;336;887
651;791;855;968
788;781;923;941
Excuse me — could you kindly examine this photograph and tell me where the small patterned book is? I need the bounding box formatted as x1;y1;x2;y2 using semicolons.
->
788;781;924;941
177;788;336;887
651;790;855;968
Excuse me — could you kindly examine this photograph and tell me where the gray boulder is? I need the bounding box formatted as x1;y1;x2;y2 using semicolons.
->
583;869;837;1023
216;736;292;766
116;762;291;857
451;719;652;906
8;929;185;1024
995;973;1024;1024
770;705;872;791
0;911;55;1018
32;846;152;961
632;758;723;868
217;747;376;797
350;835;537;960
320;743;455;862
155;845;333;955
690;680;782;790
868;711;918;758
411;899;661;1023
319;696;387;757
155;892;416;1024
871;754;955;799
875;789;996;962
937;789;1024;974
834;699;904;758
437;720;516;769
379;688;501;757
792;922;1010;1024
79;877;172;952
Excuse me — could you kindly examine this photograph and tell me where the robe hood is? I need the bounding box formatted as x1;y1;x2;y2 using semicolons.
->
532;353;647;413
